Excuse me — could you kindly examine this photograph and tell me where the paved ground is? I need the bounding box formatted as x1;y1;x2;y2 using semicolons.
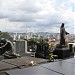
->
0;56;75;75
5;57;75;75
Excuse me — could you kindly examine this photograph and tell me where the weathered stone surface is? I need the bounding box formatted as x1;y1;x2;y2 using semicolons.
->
15;41;26;56
2;56;48;67
0;61;16;71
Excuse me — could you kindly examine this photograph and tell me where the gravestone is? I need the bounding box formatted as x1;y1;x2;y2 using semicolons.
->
35;43;49;59
15;40;27;56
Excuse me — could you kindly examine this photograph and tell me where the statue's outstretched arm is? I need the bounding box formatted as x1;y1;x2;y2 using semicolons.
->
65;31;69;35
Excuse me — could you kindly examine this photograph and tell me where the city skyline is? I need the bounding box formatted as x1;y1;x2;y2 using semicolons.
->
0;0;75;34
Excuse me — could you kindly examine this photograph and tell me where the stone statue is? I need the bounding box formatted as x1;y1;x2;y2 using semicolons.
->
53;23;72;59
0;38;20;58
0;38;14;54
60;23;69;46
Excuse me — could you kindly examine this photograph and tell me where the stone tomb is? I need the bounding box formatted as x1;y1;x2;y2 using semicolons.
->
14;40;27;56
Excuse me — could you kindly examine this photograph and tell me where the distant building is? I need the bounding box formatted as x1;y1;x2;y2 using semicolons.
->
55;33;60;41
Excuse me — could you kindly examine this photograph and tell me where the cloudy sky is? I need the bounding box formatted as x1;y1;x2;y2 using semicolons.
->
0;0;75;34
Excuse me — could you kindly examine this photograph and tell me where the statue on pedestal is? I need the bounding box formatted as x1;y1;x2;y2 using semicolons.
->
60;23;69;46
53;23;70;59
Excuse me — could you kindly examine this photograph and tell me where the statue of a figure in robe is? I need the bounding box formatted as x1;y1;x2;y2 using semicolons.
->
60;23;69;46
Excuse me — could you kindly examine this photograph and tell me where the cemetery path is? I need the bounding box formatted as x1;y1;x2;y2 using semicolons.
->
0;56;75;75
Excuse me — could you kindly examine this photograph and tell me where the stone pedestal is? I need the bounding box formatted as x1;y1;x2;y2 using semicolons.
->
53;45;70;59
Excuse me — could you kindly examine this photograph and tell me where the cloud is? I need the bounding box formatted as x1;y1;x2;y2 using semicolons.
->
0;0;74;34
0;19;23;32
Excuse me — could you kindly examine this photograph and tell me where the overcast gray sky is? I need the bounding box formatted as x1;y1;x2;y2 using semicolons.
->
0;0;75;34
